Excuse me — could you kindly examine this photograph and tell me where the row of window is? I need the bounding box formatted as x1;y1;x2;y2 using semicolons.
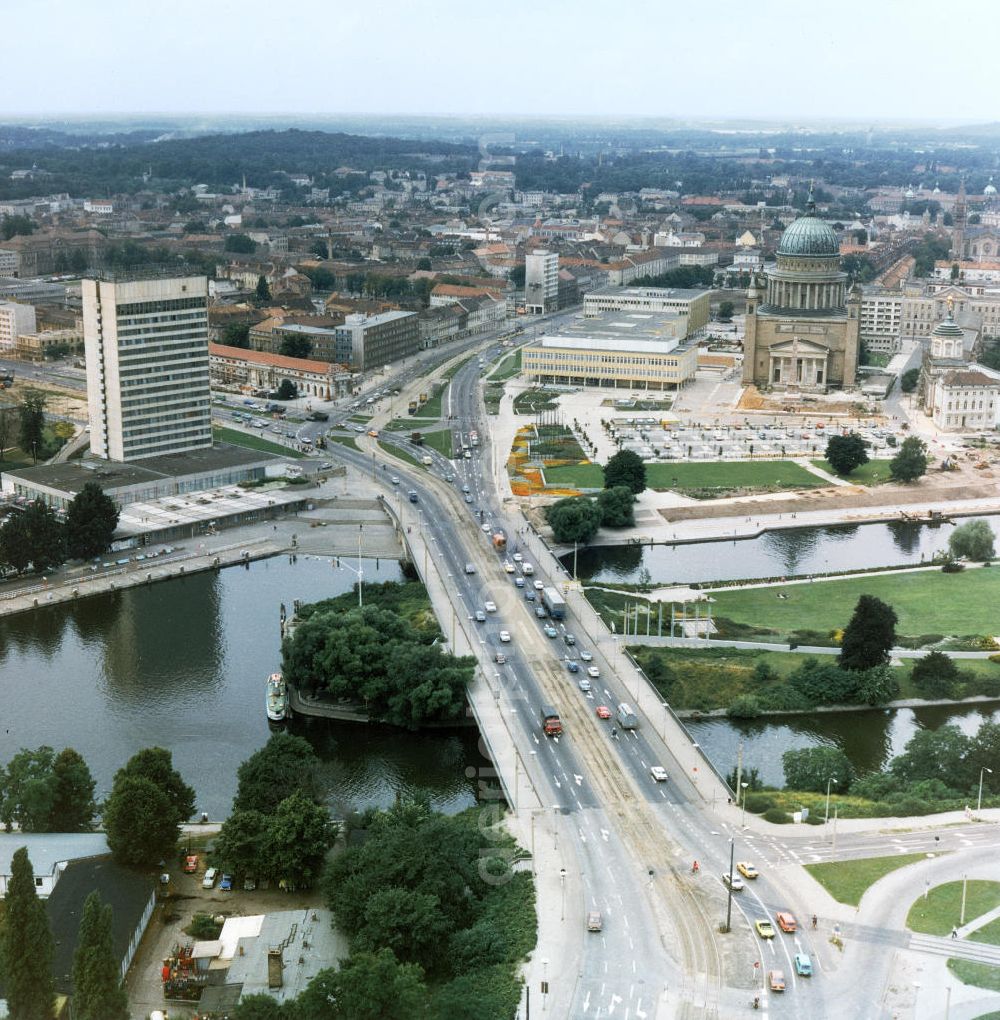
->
115;297;205;316
527;353;683;367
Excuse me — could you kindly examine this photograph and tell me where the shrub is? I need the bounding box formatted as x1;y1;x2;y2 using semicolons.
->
745;793;775;814
763;807;792;824
803;813;825;825
726;695;761;719
186;912;223;940
759;686;814;712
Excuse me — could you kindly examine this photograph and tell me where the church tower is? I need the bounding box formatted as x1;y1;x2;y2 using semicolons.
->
952;179;968;261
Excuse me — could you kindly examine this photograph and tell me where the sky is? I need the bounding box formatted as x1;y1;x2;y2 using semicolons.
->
3;0;998;123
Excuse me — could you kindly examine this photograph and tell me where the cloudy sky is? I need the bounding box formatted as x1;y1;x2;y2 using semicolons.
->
3;0;996;122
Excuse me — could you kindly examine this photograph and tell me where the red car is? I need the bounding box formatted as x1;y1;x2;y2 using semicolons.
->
596;705;612;720
183;855;199;874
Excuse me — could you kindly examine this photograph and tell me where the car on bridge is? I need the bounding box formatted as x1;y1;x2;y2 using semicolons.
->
578;678;592;692
484;600;497;612
754;919;775;939
515;577;525;588
494;652;507;664
391;476;400;485
794;953;813;977
722;873;744;891
650;766;668;782
535;605;547;618
543;624;558;638
579;649;593;662
533;580;545;590
499;630;511;643
464;494;473;503
566;660;579;673
587;666;600;679
475;610;486;622
596;705;612;719
587;911;603;932
737;862;759;880
524;590;536;601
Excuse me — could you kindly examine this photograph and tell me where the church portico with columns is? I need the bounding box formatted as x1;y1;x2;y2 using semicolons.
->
767;336;830;390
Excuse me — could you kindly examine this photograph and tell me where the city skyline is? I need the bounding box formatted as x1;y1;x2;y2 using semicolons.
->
4;0;1000;122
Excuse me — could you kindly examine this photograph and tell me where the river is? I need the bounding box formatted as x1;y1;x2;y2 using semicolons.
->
0;556;484;819
565;513;1000;585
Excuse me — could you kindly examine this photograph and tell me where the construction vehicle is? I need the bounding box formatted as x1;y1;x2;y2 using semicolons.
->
408;400;418;415
418;392;428;405
410;431;423;445
540;704;562;736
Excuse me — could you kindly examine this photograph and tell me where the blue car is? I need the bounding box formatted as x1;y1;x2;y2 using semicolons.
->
794;953;812;977
566;660;580;673
220;873;233;891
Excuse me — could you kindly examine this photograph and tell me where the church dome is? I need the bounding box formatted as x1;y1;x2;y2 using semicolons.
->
985;177;997;196
932;309;963;339
777;213;839;258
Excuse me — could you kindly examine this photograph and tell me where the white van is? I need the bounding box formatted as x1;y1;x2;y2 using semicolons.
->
202;867;219;889
522;562;535;576
616;703;638;730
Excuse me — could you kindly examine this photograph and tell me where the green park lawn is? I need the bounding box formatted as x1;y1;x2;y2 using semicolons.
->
422;429;453;458
513;388;559;414
543;463;604;488
326;433;358;451
489;349;522;382
970;916;1000;946
213;427;305;459
811;458;894;485
907;881;1000;936
805;854;928;906
709;567;1000;640
946;959;1000;994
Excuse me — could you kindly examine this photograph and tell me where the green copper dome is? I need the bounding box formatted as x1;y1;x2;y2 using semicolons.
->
777;214;839;258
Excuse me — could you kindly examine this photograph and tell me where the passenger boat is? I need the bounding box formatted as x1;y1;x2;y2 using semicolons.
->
266;672;287;722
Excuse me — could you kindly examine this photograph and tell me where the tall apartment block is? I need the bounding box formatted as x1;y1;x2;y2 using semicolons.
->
0;301;36;350
524;250;559;314
83;272;212;462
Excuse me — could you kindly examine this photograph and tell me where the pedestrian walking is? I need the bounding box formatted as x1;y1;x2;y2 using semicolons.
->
951;927;959;939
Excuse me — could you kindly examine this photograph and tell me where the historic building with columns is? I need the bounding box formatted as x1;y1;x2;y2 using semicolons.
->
742;194;861;392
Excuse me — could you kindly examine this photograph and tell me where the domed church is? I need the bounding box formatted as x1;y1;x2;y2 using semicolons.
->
742;189;860;392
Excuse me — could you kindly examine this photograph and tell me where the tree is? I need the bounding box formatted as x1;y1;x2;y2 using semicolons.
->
65;481;120;560
839;594;897;671
50;748;97;831
890;437;928;482
1;746;57;831
275;378;298;400
183;219;207;234
781;746;854;793
415;257;432;271
355;887;450;970
104;748;194;865
603;449;646;494
2;500;67;574
297;952;427;1020
19;390;46;464
948;520;995;562
279;334;312;359
221;322;251;348
213;809;270;878
717;300;734;321
889;724;972;790
545;496;603;544
0;511;31;572
852;663;900;706
255;275;272;304
0;847;55;1020
910;650;961;699
1;214;36;241
262;790;334;888
233;995;291;1019
72;892;128;1020
900;367;920;393
597;485;635;528
234;732;322;815
224;233;257;254
0;404;14;463
825;432;869;476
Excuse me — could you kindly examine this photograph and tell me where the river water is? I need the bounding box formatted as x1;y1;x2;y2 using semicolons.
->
0;556;484;819
566;514;1000;585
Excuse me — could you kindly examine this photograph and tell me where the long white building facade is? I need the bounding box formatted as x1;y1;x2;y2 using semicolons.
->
83;273;212;462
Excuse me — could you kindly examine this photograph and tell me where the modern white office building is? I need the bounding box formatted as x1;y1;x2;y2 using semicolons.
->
83;272;212;462
524;250;559;314
0;301;36;349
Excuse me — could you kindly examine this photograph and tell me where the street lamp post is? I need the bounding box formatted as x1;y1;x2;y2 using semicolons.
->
560;867;566;922
541;958;549;1013
740;782;749;828
978;766;993;813
723;838;736;933
825;776;836;825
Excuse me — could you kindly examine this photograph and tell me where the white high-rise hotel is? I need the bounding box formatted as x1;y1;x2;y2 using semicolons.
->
83;272;212;462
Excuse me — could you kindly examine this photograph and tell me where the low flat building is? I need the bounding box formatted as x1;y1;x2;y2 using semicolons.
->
16;326;84;360
209;343;353;399
583;285;711;335
522;311;697;391
335;310;420;372
0;276;66;303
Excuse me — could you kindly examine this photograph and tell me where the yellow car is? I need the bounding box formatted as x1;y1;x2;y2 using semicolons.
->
755;919;775;939
737;861;759;880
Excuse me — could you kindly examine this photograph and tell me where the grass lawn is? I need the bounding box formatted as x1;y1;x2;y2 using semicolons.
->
946;959;1000;994
419;384;447;419
645;460;823;494
906;881;1000;936
422;429;453;458
327;434;359;451
969;916;1000;946
710;568;1000;641
0;448;37;471
513;388;559;414
442;352;477;382
484;384;505;415
347;413;373;423
811;458;894;485
804;854;928;906
383;418;417;432
379;439;421;468
213;427;305;458
544;463;603;488
489;349;522;382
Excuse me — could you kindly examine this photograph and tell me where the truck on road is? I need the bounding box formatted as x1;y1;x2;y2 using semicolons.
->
540;705;562;736
408;400;418;415
492;532;507;551
541;586;566;620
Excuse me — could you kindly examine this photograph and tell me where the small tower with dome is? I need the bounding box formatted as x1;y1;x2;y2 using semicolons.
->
742;186;860;391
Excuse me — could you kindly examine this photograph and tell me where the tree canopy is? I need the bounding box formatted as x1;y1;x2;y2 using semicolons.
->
279;335;312;359
72;892;129;1020
0;745;96;832
839;595;897;671
825;432;869;476
603;449;647;494
0;847;55;1020
234;732;322;815
890;436;928;482
545;495;603;544
781;746;854;793
66;482;120;560
597;485;635;528
948;519;995;562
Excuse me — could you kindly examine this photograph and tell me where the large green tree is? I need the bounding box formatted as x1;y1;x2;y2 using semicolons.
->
0;847;55;1020
825;432;869;476
597;485;635;528
213;809;269;878
255;275;272;303
910;650;962;699
279;335;312;359
18;390;46;464
234;733;322;815
781;747;854;793
889;724;973;790
839;594;897;671
224;233;257;254
296;952;427;1020
948;520;996;562
21;499;67;572
545;496;602;544
65;482;120;560
262;790;334;888
0;510;32;572
1;746;57;831
603;449;646;494
890;436;928;482
221;322;252;348
71;892;128;1020
50;748;97;831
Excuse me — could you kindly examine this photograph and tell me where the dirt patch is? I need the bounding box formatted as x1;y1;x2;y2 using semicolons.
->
5;378;88;419
736;385;882;419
